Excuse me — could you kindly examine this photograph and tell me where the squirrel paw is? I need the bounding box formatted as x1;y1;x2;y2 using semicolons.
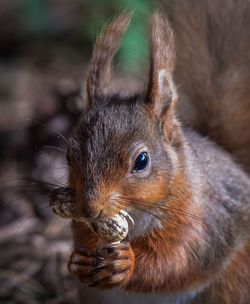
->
68;242;134;289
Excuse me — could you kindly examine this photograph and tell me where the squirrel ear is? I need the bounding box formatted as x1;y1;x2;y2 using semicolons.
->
87;12;132;106
146;12;177;119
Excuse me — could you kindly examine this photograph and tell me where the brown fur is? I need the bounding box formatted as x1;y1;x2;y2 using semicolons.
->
66;5;250;304
167;0;250;173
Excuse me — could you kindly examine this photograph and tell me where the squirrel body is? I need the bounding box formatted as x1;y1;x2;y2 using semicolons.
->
70;130;250;303
65;1;250;303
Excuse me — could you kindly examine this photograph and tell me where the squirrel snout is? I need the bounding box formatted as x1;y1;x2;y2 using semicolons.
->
80;192;119;220
84;203;103;219
81;196;104;219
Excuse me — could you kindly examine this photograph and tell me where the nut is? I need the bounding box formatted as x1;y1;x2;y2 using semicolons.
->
49;187;76;219
92;213;128;243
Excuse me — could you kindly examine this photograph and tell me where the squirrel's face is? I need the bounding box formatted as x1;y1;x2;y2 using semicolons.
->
67;94;183;237
67;12;183;237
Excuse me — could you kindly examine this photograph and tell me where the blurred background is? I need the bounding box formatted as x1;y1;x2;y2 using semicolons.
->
0;0;154;303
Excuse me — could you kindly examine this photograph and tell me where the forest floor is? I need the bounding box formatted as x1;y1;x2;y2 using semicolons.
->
0;60;85;304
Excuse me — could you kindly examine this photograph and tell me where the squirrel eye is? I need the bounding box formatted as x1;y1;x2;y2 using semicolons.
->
132;152;149;172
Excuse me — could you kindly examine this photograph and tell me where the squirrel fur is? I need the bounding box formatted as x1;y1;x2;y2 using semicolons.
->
66;1;250;303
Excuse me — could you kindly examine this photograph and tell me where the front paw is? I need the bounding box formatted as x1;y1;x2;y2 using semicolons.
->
68;248;96;282
68;242;134;289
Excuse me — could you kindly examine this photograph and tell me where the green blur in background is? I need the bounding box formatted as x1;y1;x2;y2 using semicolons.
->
19;0;154;73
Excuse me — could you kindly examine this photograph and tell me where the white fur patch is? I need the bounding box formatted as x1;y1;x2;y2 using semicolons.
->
126;208;163;240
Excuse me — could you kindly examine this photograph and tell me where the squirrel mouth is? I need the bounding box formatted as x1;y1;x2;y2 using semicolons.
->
48;187;135;242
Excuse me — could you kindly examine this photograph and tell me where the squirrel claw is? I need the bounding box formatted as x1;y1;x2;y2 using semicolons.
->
68;242;134;289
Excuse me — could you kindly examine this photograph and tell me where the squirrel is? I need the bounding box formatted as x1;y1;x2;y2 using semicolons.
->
60;1;250;303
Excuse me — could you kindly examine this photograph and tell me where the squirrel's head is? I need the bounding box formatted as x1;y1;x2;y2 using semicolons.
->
67;13;187;238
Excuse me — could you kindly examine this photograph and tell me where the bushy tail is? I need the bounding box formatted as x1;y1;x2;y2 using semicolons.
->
166;0;250;172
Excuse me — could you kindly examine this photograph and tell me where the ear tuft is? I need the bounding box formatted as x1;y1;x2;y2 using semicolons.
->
146;12;177;117
87;11;132;106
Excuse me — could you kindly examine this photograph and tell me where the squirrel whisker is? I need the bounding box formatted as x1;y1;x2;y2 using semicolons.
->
25;118;70;146
43;145;66;153
117;196;213;228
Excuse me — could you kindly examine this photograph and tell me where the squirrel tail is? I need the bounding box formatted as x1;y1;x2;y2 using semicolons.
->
167;0;250;172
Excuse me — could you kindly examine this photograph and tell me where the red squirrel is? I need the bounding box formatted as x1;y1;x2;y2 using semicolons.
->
55;1;250;303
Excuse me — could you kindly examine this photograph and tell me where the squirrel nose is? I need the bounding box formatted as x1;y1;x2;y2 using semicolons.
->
84;199;104;219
